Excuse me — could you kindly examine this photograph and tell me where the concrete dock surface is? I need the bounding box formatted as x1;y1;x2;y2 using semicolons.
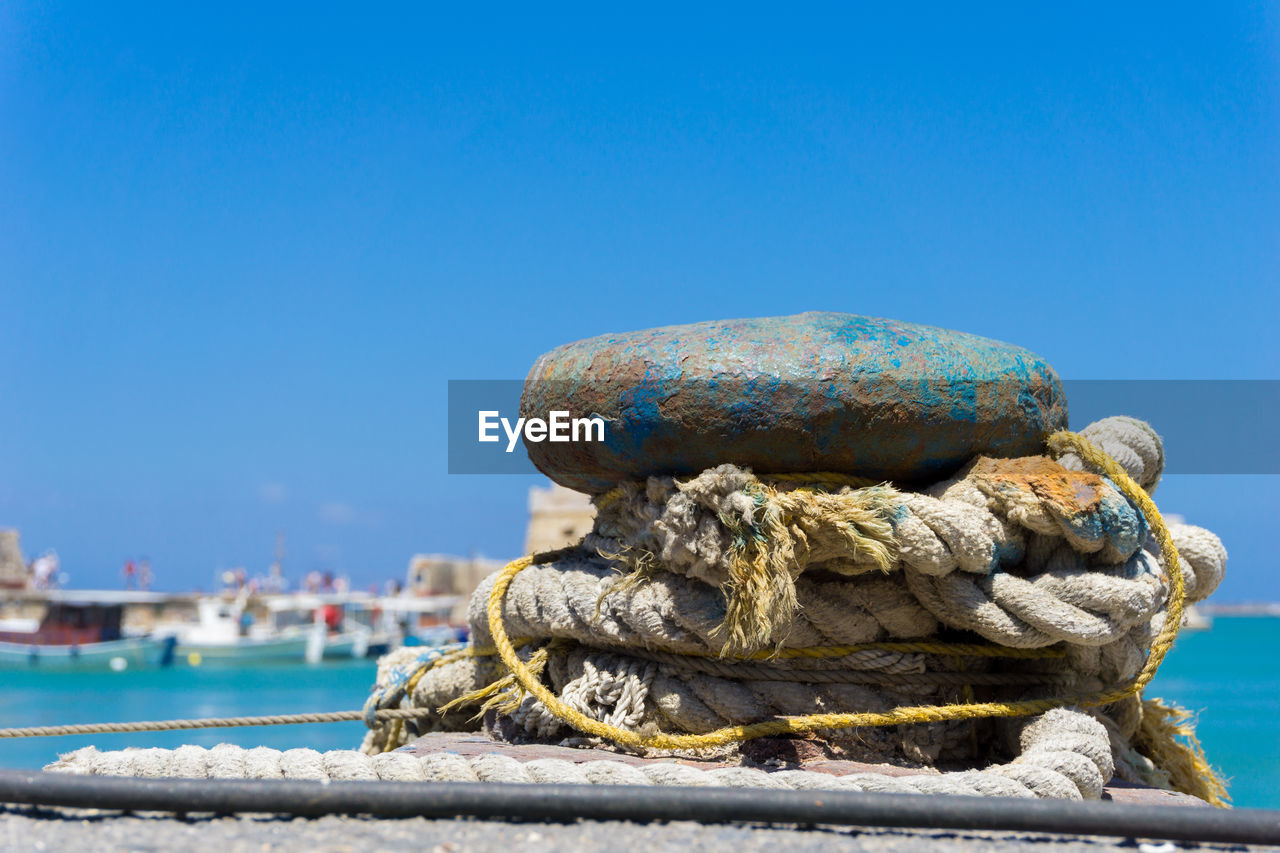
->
3;805;1277;853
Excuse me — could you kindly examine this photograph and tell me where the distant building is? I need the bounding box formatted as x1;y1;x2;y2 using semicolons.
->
401;483;596;625
0;530;27;590
406;554;505;623
524;483;595;554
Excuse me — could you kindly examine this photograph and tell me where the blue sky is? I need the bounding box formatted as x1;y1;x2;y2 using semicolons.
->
1;4;1276;598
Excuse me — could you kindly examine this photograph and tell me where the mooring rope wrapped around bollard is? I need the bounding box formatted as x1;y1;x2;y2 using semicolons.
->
353;418;1228;805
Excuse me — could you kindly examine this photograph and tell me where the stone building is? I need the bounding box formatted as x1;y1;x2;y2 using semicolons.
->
0;530;27;590
405;553;505;623
403;483;595;625
523;483;595;554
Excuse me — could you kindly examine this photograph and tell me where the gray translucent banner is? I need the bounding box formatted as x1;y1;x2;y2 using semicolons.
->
447;379;1279;477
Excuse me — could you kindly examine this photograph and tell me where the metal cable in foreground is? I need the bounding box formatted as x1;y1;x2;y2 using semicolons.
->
0;708;437;739
0;770;1276;845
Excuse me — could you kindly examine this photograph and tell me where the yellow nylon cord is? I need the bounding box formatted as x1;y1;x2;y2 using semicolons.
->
484;430;1186;750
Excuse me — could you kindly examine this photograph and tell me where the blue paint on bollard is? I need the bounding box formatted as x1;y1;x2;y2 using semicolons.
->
520;312;1068;494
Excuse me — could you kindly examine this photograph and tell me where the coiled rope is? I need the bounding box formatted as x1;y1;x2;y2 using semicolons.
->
475;430;1183;752
359;420;1226;805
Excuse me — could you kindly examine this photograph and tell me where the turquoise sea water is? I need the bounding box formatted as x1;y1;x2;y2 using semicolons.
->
1;618;1276;809
0;659;380;773
1145;616;1280;809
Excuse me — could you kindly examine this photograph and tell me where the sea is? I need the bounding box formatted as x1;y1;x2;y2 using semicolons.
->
1;617;1277;809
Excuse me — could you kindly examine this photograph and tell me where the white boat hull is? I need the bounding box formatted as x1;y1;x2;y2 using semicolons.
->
0;636;175;670
317;631;370;660
174;634;311;665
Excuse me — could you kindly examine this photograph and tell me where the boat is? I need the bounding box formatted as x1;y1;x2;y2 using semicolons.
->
162;596;315;666
296;589;468;655
0;591;176;670
304;622;370;662
367;593;465;648
275;596;388;663
163;593;399;665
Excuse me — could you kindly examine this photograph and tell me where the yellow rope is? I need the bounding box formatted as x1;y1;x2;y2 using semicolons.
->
1134;697;1230;807
403;642;482;697
483;430;1187;751
461;638;1066;665
1045;430;1187;698
748;642;1065;661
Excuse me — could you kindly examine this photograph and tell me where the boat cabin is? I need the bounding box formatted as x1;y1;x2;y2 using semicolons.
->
0;601;124;646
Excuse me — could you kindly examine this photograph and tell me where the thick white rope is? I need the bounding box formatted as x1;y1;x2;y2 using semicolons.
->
46;707;1112;800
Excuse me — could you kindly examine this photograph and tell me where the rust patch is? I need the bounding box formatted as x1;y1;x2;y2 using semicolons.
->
738;735;837;767
972;455;1104;516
